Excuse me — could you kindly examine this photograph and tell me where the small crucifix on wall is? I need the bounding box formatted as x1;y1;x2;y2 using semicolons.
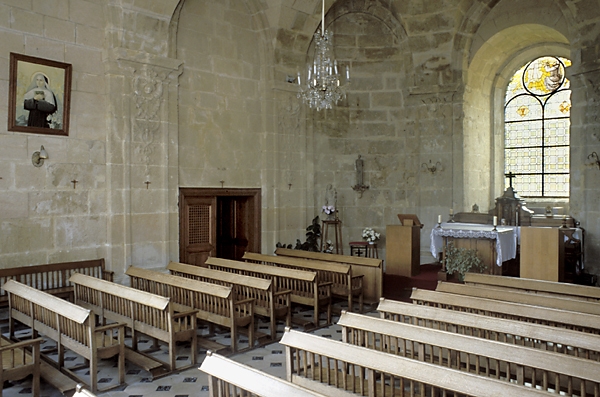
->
71;179;78;189
351;154;369;198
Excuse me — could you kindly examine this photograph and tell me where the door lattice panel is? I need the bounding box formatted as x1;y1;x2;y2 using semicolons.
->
188;204;211;245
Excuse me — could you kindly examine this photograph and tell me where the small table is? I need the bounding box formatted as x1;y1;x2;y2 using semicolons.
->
321;220;343;254
349;241;378;258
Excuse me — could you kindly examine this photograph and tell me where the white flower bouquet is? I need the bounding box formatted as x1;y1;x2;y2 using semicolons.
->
322;205;335;215
362;227;380;243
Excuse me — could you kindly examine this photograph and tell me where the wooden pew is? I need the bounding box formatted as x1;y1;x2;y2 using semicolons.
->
167;261;290;341
199;350;327;397
338;311;600;396
206;257;332;327
0;259;113;308
243;252;363;313
0;336;42;397
411;288;600;334
377;298;600;361
464;272;600;301
69;273;198;374
3;280;125;393
436;281;600;316
280;328;551;397
125;267;254;353
275;248;383;305
73;384;97;397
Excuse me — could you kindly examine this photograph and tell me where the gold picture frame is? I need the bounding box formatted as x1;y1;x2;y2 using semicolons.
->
8;53;72;136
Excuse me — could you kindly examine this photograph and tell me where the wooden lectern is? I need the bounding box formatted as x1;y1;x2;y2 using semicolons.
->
520;227;565;282
386;214;423;277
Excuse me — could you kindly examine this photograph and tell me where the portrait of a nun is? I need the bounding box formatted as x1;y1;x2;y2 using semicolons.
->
23;73;58;128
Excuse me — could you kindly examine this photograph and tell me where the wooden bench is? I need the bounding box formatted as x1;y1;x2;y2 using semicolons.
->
167;261;290;341
437;281;600;316
377;298;600;361
69;272;198;374
0;336;42;397
338;311;600;396
411;288;600;334
4;280;125;393
206;257;332;327
275;248;383;305
73;384;97;397
0;259;113;309
126;266;255;352
280;327;552;397
199;350;327;397
464;272;600;301
243;252;363;313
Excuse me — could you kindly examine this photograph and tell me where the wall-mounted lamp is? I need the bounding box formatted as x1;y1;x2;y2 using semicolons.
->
588;152;600;169
421;160;442;174
32;145;48;167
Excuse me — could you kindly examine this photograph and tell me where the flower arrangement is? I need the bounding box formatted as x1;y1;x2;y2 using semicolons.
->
322;205;335;215
362;227;380;243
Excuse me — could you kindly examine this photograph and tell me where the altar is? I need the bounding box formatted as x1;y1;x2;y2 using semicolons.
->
431;223;518;275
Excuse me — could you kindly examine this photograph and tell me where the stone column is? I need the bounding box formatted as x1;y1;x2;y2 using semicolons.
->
104;47;183;280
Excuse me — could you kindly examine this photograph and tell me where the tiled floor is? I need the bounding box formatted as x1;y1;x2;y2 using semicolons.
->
2;302;365;397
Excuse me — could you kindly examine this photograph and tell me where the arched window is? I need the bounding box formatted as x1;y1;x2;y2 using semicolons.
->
504;56;571;198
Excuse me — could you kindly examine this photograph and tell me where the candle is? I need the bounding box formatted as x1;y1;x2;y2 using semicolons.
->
438;215;442;224
449;208;453;215
493;216;497;226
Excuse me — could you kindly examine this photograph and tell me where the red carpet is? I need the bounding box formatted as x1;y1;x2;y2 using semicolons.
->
383;263;441;302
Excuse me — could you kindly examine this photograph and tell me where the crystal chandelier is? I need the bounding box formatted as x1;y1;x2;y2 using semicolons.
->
297;0;350;111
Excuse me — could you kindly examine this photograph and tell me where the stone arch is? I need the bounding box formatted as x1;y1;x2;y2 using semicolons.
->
457;0;574;211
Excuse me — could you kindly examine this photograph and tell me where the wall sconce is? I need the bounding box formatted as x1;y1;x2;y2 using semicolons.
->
32;145;48;167
421;160;442;174
588;152;600;169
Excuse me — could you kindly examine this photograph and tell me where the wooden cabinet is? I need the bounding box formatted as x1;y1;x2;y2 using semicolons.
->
520;227;565;282
386;225;420;277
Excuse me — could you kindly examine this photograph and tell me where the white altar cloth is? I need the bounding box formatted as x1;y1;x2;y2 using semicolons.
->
430;223;518;267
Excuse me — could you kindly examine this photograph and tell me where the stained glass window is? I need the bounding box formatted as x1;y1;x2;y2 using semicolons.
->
504;56;571;197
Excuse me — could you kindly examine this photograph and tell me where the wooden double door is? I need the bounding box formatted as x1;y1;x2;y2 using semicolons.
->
179;188;261;266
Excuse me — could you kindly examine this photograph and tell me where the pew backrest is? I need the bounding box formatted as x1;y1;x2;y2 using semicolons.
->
464;272;600;301
338;311;600;395
437;281;600;316
274;247;382;303
281;328;551;397
410;288;600;334
0;258;113;307
377;297;600;360
200;351;326;397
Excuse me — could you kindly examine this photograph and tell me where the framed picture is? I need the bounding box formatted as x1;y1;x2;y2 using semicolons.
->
8;53;72;136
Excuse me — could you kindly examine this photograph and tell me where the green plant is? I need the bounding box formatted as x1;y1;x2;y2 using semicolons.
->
276;216;322;252
444;242;487;281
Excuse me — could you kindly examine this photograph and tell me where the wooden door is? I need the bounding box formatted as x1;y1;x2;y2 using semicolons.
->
217;196;250;260
179;188;261;266
180;195;217;266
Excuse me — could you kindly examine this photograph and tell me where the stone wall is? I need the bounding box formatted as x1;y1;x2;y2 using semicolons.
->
1;0;599;280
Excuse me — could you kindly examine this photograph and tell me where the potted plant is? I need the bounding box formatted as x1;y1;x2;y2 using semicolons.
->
362;227;380;244
444;242;487;281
